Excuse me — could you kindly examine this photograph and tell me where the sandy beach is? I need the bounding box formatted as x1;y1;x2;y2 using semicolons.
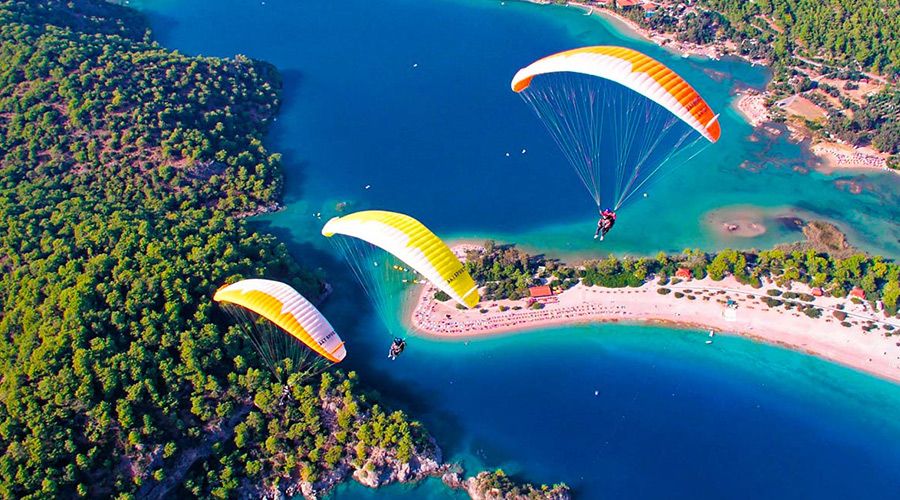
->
737;95;894;174
810;142;890;172
704;206;767;238
568;2;652;43
575;3;725;60
411;247;900;383
734;91;770;128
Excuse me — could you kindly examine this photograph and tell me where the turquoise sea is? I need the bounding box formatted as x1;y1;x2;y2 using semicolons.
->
136;0;900;497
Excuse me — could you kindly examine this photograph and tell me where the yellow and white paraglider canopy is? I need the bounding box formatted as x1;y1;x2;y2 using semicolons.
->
214;279;346;363
322;210;479;309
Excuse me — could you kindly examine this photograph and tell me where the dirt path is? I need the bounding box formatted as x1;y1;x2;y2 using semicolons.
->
137;403;253;499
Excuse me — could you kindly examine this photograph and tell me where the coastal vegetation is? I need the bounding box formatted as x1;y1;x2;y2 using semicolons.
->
463;469;570;500
700;0;900;76
823;87;900;156
467;224;900;317
617;0;900;76
173;370;436;498
606;0;900;164
464;241;542;300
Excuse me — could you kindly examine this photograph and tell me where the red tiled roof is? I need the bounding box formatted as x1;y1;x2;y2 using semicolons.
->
617;0;639;7
529;285;553;298
675;268;693;279
850;287;866;299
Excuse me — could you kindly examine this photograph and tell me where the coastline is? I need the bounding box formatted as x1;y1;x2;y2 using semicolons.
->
410;247;900;384
568;2;727;60
518;0;726;59
572;3;652;43
733;75;892;175
734;90;770;128
547;1;896;175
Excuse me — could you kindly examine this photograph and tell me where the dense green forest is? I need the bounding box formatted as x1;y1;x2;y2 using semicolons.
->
0;1;431;497
701;0;900;76
622;1;900;76
703;0;900;153
703;1;900;158
172;370;431;498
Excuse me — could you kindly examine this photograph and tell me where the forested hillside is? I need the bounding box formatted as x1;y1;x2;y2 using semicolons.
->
0;1;431;497
701;0;900;159
615;0;900;160
702;0;900;75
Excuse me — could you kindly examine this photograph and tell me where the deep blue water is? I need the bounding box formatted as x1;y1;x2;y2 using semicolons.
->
135;0;900;498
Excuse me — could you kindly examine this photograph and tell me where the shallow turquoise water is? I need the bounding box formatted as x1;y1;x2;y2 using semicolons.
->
136;0;900;497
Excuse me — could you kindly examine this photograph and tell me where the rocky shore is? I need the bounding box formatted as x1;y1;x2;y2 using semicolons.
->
443;469;571;500
275;439;568;500
285;440;447;499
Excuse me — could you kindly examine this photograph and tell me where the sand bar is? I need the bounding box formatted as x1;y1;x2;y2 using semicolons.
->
411;248;900;383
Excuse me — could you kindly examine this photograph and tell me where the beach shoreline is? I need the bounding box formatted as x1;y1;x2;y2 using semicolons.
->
410;246;900;384
734;87;893;175
570;2;728;60
809;141;891;173
734;90;770;128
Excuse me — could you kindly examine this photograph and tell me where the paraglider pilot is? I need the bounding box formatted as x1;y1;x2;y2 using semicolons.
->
278;384;293;406
388;337;406;360
594;209;616;241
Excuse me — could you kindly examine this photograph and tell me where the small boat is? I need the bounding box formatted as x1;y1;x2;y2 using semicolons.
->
708;330;715;338
584;7;592;16
705;340;713;345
